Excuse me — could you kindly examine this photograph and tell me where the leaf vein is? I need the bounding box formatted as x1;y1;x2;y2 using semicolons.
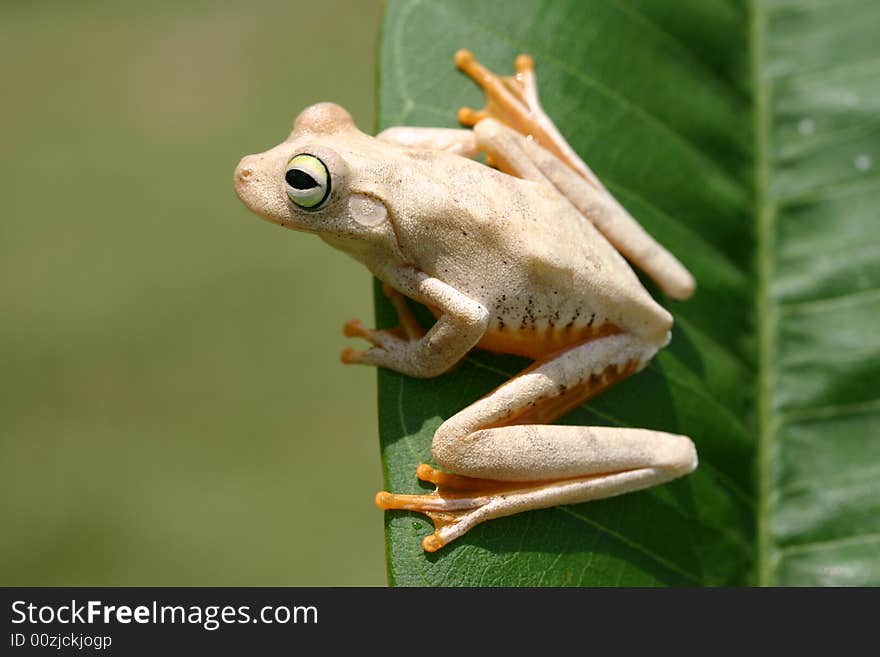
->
557;506;701;583
778;286;880;315
779;532;880;557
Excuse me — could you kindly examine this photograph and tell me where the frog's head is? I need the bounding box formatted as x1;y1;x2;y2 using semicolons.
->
234;102;402;266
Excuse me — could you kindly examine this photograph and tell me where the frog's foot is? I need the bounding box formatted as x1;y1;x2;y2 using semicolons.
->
455;49;539;131
454;48;601;188
340;318;417;367
340;285;425;365
376;464;559;553
342;318;403;347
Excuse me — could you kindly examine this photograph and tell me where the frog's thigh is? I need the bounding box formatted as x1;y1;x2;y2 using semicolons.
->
432;333;695;482
376;127;478;158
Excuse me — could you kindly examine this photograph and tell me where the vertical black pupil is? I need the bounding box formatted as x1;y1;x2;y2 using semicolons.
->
286;168;319;189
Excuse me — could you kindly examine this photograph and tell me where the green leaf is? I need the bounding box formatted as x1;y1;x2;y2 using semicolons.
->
374;0;880;585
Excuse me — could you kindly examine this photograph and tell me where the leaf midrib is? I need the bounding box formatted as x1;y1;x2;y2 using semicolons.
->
750;0;776;586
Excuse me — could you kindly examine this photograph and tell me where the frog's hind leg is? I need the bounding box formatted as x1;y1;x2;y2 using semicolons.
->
376;126;478;159
375;333;697;552
456;50;695;300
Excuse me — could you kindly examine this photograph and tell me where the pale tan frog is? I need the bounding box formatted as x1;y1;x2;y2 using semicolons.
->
234;50;698;552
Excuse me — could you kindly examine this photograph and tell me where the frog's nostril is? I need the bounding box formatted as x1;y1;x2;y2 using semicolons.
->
235;155;258;186
233;158;259;206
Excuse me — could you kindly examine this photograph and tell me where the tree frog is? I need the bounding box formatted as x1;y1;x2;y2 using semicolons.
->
234;50;698;552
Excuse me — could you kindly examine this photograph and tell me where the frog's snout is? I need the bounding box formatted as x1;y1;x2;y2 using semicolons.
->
234;154;285;222
234;155;256;187
233;154;262;208
236;163;254;180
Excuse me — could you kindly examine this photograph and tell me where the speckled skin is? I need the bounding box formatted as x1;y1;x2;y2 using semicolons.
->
235;103;671;354
233;53;698;552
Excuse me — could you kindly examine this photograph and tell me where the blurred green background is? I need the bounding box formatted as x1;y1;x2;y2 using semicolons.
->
1;0;386;585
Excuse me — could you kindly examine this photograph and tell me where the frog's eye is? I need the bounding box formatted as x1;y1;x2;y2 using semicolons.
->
285;154;331;209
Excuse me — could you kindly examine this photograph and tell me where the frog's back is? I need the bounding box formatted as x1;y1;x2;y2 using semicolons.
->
390;151;673;357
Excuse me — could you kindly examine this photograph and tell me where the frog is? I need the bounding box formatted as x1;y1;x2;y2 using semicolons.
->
233;49;698;553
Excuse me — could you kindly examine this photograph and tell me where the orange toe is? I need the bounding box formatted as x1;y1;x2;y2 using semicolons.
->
340;346;360;364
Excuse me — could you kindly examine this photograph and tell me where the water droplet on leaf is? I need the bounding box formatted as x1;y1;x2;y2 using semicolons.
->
798;118;815;136
854;154;872;171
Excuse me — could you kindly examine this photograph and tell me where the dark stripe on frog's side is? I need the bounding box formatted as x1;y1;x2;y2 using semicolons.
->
424;295;622;359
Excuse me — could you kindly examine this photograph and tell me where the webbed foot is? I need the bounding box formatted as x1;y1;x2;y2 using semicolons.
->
340;284;424;365
376;464;559;553
454;48;602;188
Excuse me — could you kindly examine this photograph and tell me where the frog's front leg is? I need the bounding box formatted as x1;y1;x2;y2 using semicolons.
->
376;332;697;552
342;265;489;379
